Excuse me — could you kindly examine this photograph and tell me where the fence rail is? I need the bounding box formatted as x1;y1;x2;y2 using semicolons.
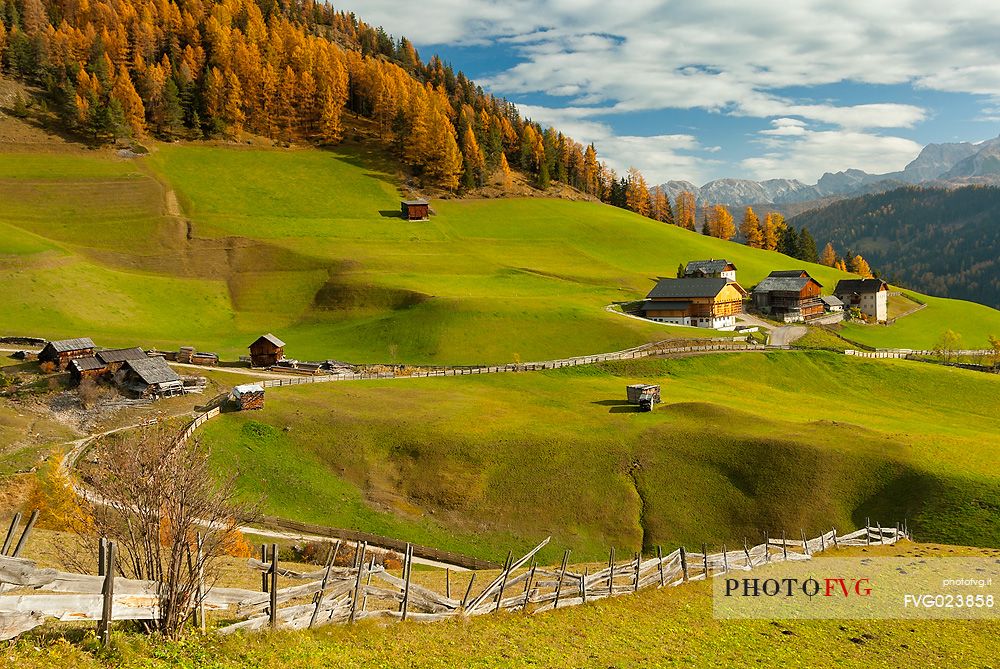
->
846;348;995;359
0;523;907;640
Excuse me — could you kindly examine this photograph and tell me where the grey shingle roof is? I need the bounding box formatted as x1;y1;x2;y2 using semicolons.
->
125;357;181;385
401;199;429;206
821;295;844;306
70;356;105;372
96;347;147;364
253;333;285;348
834;279;888;295
48;338;95;353
753;276;820;293
767;269;811;278
646;277;730;299
684;259;736;275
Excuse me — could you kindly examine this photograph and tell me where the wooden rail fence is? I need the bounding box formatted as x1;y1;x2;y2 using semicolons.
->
846;348;995;359
0;523;907;640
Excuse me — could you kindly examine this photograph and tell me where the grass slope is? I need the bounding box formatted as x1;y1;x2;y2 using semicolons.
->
198;351;1000;563
6;542;998;669
5;142;996;362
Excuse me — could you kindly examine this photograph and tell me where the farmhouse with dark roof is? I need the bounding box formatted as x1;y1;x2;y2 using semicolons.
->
683;259;737;281
751;271;824;322
834;278;889;321
640;277;747;329
38;337;95;371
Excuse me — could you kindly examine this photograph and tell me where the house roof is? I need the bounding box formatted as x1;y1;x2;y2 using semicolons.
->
767;269;811;278
641;300;691;312
821;295;845;306
233;383;264;396
124;357;181;385
47;337;95;353
646;277;735;299
401;199;429;206
752;276;823;293
252;333;285;348
684;259;736;275
70;356;105;372
96;347;146;364
834;279;888;295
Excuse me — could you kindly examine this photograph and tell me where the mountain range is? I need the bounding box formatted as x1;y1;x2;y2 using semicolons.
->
660;135;1000;210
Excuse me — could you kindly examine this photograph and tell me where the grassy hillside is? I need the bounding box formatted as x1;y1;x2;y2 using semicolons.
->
7;142;993;364
197;351;1000;563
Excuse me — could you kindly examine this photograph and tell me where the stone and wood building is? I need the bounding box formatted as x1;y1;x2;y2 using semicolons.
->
400;199;429;221
640;277;747;329
834;278;889;321
683;259;737;281
120;357;184;397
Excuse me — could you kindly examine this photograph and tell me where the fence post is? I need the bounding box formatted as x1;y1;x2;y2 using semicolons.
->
11;509;38;558
269;543;279;628
763;532;769;563
553;550;570;609
398;543;410;621
832;527;839;549
800;529;809;556
494;551;513;613
722;544;728;573
702;543;709;578
350;541;368;623
308;544;336;629
445;568;451;600
196;533;205;633
581;568;588;604
98;536;107;577
877;522;884;545
743;538;752;567
781;530;788;561
607;547;615;594
656;546;665;587
633;552;640;592
461;572;476;610
98;541;115;646
820;531;826;553
679;546;688;583
866;517;871;546
261;544;268;593
1;512;21;555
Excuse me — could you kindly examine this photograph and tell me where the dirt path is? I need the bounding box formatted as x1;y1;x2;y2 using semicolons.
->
769;325;808;346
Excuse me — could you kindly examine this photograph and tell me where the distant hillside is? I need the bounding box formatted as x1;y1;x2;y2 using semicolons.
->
788;186;1000;309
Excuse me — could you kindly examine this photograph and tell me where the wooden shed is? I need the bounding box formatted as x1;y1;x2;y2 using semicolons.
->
249;334;285;368
121;357;183;397
232;384;265;410
95;347;147;373
401;199;429;221
69;356;107;383
38;337;95;371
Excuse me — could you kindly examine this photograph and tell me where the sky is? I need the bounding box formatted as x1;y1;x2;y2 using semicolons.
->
352;0;1000;186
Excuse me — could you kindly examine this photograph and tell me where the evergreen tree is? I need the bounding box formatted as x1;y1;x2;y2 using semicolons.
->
797;227;818;263
160;78;184;136
778;225;799;257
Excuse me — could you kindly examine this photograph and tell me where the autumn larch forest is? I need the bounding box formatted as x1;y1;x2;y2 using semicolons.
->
0;0;870;273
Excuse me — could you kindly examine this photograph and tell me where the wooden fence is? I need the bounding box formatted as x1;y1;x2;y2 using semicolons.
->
0;523;907;640
846;348;995;359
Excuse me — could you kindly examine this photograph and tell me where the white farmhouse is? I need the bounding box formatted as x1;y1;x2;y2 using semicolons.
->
834;278;889;321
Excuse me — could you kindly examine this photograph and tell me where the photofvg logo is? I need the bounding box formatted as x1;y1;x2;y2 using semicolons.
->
724;576;872;599
713;557;1000;619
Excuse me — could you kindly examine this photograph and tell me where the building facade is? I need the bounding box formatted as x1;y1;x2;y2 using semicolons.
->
834;279;889;321
640;277;747;329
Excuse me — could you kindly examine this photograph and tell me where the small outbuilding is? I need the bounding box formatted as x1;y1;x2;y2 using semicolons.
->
121;357;183;397
232;384;265;411
69;356;107;383
38;337;96;371
821;295;844;313
95;347;147;373
401;199;429;221
249;334;286;368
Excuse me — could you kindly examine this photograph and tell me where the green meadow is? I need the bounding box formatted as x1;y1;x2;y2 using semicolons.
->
4;143;997;363
198;351;1000;563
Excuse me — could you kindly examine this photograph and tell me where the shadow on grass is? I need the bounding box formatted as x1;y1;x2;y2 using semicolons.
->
378;210;403;219
591;399;631;406
608;405;642;414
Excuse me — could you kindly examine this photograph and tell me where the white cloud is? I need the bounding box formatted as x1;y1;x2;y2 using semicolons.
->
742;121;923;181
351;0;999;182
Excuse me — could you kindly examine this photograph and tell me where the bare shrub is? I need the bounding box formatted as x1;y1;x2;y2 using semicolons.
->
82;425;258;637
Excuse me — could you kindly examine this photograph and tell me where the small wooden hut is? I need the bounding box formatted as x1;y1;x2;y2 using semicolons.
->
95;347;147;373
121;357;183;397
249;334;285;368
69;356;107;383
232;384;265;410
38;337;95;371
400;199;429;221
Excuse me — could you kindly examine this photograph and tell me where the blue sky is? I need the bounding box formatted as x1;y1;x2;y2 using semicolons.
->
356;1;1000;185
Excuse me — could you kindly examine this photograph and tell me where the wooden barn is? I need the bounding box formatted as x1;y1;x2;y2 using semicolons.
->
249;334;285;368
95;347;146;373
69;356;107;383
751;271;824;322
683;259;737;281
38;337;95;371
121;357;183;397
400;199;429;221
232;384;265;411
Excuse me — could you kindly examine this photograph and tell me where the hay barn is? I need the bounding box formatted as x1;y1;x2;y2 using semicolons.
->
401;199;429;221
249;334;285;368
38;337;95;371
